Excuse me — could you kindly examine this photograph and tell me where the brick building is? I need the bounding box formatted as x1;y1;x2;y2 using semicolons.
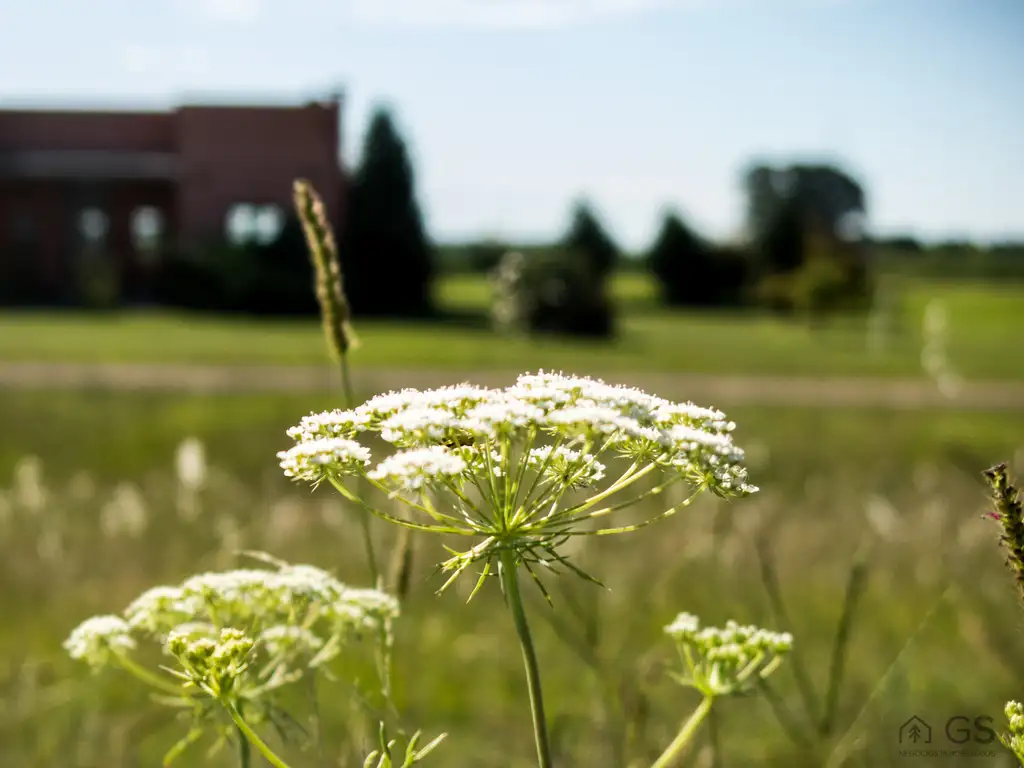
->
0;95;345;302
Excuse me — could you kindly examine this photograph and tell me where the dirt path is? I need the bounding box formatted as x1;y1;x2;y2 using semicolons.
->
1;361;1023;410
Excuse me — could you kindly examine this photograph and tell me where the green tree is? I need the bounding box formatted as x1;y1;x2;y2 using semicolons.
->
648;210;748;307
561;200;619;279
342;106;435;317
758;192;806;277
743;162;866;276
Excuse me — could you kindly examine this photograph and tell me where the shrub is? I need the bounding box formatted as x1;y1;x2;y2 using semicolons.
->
72;248;121;310
0;246;55;306
491;248;615;339
647;211;750;307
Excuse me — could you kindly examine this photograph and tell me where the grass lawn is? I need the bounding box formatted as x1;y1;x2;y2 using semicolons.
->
0;274;1021;380
1;390;1023;765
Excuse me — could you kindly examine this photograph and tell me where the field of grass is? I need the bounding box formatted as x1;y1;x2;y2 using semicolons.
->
2;269;1023;766
2;388;1024;767
0;274;1021;380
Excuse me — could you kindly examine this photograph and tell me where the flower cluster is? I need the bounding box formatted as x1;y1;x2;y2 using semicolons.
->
665;612;793;696
126;561;397;640
63;615;136;671
66;558;398;677
280;372;756;591
1003;701;1024;759
281;373;754;495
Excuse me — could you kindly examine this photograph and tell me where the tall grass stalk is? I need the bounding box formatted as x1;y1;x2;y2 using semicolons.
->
293;177;386;583
755;535;871;755
982;463;1024;765
292;179;357;401
294;178;387;759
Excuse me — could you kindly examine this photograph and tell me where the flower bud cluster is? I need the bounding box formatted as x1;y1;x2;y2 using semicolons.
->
166;627;255;696
1004;701;1024;757
665;612;793;696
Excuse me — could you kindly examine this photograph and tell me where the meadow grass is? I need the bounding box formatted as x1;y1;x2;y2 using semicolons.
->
2;389;1023;766
0;275;1021;380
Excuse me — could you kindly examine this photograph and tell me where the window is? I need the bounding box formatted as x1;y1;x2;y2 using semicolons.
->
225;203;283;246
225;203;258;245
78;207;109;244
253;205;284;245
131;206;165;265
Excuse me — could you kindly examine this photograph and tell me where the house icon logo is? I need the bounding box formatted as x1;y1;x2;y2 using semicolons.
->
899;715;932;744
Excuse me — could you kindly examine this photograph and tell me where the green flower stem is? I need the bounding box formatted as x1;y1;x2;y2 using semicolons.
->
237;723;251;768
651;696;714;768
225;700;293;768
500;550;553;768
116;655;191;698
357;501;380;588
514;434;566;513
337;357;379;587
562;462;656;519
307;672;327;765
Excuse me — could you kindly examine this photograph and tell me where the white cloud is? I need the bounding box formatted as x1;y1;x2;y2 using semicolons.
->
347;0;694;29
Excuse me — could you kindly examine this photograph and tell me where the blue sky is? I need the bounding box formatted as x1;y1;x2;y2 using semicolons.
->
1;0;1022;250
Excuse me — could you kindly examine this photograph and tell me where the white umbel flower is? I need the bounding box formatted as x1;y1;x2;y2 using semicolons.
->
277;438;371;481
368;447;468;491
525;446;606;488
258;625;325;656
286;409;370;442
64;615;136;669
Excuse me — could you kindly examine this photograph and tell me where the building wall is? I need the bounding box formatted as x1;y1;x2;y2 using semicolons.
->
0;98;346;303
0;110;175;153
175;101;343;245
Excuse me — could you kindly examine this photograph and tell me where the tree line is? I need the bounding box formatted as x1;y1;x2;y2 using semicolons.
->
3;104;1021;333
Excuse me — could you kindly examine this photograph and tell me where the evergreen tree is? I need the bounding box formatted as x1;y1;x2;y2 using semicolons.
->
647;209;746;306
342;106;435;317
561;200;619;279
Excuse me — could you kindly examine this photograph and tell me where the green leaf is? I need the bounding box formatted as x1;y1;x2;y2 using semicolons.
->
162;725;205;765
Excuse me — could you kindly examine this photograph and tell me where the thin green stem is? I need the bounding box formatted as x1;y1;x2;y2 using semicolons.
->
514;434;565;517
307;672;326;766
116;655;191;698
339;356;355;410
338;356;381;587
357;502;381;588
500;550;553;768
509;426;540;513
651;696;714;768
237;723;252;768
225;700;294;768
